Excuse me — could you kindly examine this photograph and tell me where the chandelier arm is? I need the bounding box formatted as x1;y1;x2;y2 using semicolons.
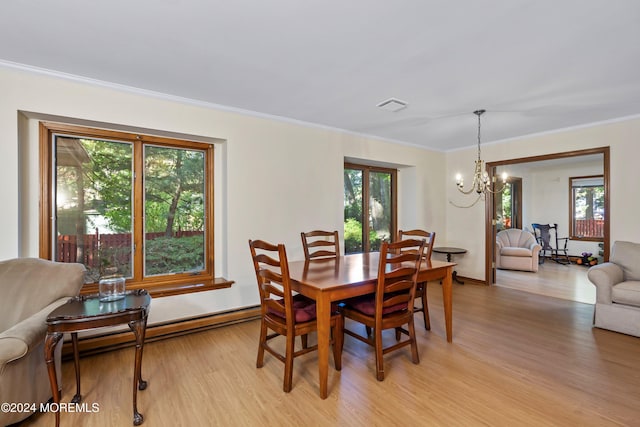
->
484;183;508;194
449;194;482;208
456;184;480;195
456;164;483;194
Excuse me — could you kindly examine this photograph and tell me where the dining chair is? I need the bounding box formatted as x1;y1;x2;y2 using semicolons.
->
398;229;436;330
301;230;340;260
341;238;426;381
248;239;343;392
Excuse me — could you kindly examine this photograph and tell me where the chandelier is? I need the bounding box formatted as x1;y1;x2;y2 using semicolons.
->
452;109;507;208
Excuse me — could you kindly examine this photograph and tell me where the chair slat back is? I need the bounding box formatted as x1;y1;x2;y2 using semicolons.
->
377;239;425;316
249;239;294;323
532;223;557;250
301;230;340;260
398;229;435;260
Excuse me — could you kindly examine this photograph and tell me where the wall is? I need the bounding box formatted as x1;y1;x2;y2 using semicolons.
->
497;158;603;258
446;117;640;280
0;66;446;324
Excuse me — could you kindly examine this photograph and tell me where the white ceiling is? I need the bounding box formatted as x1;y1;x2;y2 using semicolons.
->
2;0;640;152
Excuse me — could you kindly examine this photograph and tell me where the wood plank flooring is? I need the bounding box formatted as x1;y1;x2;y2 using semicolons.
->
19;281;639;426
495;261;596;304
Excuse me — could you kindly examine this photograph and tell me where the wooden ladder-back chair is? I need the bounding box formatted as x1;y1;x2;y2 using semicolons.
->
249;239;343;392
398;229;436;330
341;238;426;381
301;230;340;260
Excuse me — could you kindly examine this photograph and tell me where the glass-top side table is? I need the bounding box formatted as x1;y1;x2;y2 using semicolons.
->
45;289;151;426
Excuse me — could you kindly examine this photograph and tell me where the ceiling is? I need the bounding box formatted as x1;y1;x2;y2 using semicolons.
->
2;0;640;152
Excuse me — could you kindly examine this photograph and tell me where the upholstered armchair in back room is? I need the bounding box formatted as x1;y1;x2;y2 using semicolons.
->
587;241;640;337
495;228;542;273
0;258;85;426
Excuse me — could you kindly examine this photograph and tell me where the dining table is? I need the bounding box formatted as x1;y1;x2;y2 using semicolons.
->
286;252;456;399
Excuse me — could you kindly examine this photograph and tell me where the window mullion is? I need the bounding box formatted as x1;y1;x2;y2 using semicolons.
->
362;168;370;252
132;141;145;282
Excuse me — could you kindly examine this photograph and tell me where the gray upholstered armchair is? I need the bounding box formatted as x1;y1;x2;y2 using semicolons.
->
0;258;85;426
496;228;542;272
587;241;640;337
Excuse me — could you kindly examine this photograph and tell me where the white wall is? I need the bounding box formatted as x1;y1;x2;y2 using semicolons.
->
497;158;603;258
0;66;445;324
446;118;640;280
529;159;602;258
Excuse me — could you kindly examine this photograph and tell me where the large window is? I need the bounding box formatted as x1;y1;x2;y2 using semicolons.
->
570;175;604;241
40;122;227;296
343;163;396;254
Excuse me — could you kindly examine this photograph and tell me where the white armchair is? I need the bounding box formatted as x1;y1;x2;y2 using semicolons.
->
496;229;542;273
587;241;640;337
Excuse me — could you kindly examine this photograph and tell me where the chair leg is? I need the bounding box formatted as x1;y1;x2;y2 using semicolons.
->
421;283;431;330
301;334;308;349
332;316;343;371
408;319;420;365
365;326;372;337
283;333;295;392
375;327;385;381
256;319;267;368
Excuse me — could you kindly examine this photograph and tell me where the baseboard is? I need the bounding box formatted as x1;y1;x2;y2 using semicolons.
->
61;306;261;359
455;276;486;286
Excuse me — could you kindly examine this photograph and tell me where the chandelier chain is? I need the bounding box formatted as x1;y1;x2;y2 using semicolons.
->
451;108;507;208
477;110;482;160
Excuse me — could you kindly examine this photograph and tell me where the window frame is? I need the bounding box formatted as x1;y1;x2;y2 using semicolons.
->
40;122;231;297
343;162;397;254
568;174;605;242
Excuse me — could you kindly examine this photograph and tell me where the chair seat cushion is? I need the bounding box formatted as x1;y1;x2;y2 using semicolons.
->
501;247;532;257
612;281;640;306
267;294;316;322
268;295;339;323
344;295;407;316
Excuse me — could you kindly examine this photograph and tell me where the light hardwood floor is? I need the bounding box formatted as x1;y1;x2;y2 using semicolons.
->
495;260;596;304
20;282;639;427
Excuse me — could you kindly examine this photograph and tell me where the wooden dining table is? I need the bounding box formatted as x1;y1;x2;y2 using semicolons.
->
286;252;456;399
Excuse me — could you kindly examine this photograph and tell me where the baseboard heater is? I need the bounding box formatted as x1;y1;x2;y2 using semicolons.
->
61;305;261;359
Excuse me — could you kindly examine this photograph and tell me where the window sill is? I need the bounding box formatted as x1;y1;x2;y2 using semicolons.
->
80;277;234;298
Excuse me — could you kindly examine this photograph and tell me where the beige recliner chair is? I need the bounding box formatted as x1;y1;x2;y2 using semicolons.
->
496;229;542;272
0;258;85;426
587;241;640;337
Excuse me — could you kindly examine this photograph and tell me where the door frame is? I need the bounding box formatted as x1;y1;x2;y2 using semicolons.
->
484;146;610;285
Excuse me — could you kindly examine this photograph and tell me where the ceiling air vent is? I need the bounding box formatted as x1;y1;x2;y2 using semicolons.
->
376;98;408;112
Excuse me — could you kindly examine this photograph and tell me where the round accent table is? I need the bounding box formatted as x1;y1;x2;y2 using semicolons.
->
433;247;467;284
45;289;151;426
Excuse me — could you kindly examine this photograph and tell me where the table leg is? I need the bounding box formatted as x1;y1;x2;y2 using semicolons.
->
129;317;148;426
315;295;331;399
71;332;82;403
44;332;63;427
442;266;454;343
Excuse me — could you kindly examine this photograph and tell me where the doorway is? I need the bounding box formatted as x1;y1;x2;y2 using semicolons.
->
484;147;610;286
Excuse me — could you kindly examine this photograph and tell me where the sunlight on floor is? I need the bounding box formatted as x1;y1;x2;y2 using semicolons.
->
495;261;596;304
